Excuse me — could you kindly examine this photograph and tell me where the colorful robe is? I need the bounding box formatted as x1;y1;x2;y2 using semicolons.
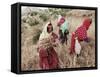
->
70;18;92;54
38;22;59;69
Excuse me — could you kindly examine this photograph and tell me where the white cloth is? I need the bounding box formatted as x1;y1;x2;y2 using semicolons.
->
75;38;81;55
39;22;53;41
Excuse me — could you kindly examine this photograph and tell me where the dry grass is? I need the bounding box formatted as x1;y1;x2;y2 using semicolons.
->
21;9;95;71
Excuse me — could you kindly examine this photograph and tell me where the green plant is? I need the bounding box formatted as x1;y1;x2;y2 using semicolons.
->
60;12;66;17
30;11;38;16
32;29;42;44
39;13;48;22
28;18;39;26
22;18;26;23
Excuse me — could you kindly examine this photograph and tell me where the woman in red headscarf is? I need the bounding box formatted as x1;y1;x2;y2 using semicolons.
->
38;22;59;69
70;18;92;54
57;16;69;44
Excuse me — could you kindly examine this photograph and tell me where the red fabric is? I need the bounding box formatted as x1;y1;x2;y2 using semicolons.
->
39;33;59;69
83;18;92;30
39;47;49;69
75;26;87;41
39;47;59;69
52;32;58;39
70;18;92;54
70;32;76;54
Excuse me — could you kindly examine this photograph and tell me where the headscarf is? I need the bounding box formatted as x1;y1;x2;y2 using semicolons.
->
57;17;65;27
82;18;92;30
70;18;92;54
57;16;69;35
39;22;53;41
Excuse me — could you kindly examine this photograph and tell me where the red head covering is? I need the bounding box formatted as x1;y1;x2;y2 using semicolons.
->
60;17;65;21
57;17;65;27
70;18;92;54
82;18;92;30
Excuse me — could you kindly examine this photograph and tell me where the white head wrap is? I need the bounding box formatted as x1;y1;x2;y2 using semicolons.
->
39;22;53;41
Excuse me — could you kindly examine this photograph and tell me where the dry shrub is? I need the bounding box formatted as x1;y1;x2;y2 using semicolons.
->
21;9;95;70
26;17;39;26
32;29;42;44
39;13;49;22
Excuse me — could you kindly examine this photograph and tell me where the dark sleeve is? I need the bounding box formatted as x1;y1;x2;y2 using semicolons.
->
84;37;89;42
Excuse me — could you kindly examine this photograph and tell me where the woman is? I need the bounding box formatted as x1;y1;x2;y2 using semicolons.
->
70;18;92;54
57;16;69;44
38;22;59;69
